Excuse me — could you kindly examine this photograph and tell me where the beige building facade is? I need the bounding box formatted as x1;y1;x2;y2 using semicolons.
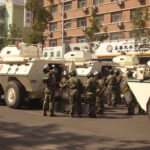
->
43;0;150;47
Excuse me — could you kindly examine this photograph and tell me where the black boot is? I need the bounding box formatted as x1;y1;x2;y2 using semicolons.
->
43;112;47;116
50;114;56;117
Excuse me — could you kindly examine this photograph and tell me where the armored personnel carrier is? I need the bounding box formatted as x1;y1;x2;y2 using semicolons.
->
113;54;150;118
0;43;75;108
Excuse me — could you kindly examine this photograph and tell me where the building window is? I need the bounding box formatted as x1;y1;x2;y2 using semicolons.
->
130;9;143;20
111;12;122;23
64;1;72;11
50;52;54;57
77;37;86;43
78;0;86;8
129;31;136;38
111;0;117;2
50;22;57;31
64;38;71;45
97;15;104;25
64;20;71;29
26;12;31;17
94;0;104;5
52;5;58;14
110;32;123;40
49;39;57;47
44;52;48;57
56;51;60;57
77;17;86;27
95;34;106;41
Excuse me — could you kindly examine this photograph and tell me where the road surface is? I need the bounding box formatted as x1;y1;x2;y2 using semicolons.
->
0;102;150;150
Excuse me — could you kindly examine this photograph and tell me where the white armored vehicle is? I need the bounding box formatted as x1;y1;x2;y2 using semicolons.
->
126;63;150;118
0;43;75;108
113;54;150;118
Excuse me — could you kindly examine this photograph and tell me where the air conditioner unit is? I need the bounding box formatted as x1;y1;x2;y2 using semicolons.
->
117;0;124;6
48;31;52;36
138;0;145;3
82;26;86;31
117;22;123;28
92;5;98;11
93;5;96;9
83;7;88;12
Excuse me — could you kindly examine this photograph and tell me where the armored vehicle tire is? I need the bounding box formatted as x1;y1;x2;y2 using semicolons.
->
5;81;24;109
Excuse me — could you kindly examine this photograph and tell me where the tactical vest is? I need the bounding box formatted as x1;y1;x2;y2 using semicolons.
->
69;77;80;89
86;77;97;93
43;72;55;88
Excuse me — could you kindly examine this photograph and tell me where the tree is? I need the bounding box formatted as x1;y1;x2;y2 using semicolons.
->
7;24;22;45
0;24;22;49
26;0;54;44
0;29;7;49
131;7;150;53
84;8;108;53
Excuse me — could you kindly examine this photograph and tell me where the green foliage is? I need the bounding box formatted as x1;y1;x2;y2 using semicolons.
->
7;24;22;45
0;29;7;49
27;31;47;44
131;7;150;51
84;8;108;53
26;0;54;44
0;24;22;49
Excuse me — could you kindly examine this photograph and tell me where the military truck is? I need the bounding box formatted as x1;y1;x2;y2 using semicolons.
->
0;43;75;108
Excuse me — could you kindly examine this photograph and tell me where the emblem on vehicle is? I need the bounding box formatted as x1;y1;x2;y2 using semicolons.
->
107;45;113;52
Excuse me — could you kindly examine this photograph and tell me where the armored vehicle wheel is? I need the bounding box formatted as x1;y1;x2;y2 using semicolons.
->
5;81;24;108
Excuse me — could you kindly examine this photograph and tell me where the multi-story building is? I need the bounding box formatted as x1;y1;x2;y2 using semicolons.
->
0;0;32;40
43;0;150;47
0;2;5;35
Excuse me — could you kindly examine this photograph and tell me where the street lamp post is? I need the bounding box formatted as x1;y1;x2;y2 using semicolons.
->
60;0;64;58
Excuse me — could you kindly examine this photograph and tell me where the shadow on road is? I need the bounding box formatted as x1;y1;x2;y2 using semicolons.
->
0;121;150;150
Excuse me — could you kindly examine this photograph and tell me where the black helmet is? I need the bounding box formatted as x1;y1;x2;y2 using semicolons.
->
114;69;120;76
127;70;133;77
43;65;50;74
97;71;103;79
70;70;76;76
109;69;114;75
53;68;58;74
87;72;94;78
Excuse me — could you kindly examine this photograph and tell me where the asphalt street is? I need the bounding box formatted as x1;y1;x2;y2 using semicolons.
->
0;101;150;150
